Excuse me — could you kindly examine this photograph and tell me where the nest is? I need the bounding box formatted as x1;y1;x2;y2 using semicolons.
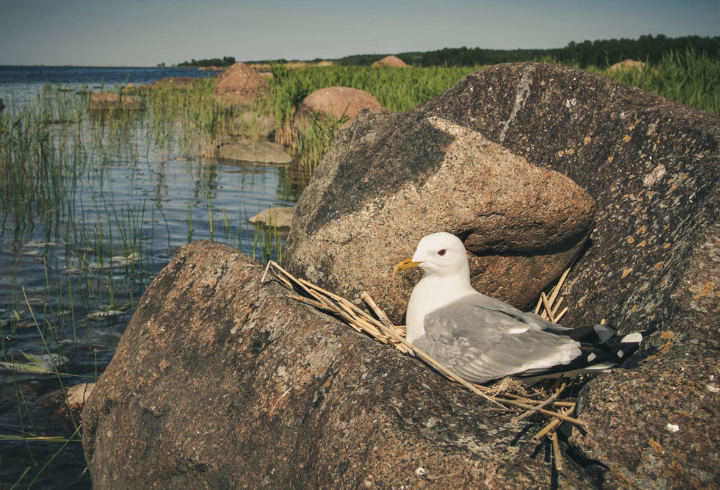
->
262;261;584;472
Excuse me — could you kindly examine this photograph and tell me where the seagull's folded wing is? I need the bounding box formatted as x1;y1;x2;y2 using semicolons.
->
415;296;582;384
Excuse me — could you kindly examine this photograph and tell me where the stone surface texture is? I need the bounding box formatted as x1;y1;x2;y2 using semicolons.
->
212;62;269;106
285;110;597;320
82;241;592;489
294;87;382;132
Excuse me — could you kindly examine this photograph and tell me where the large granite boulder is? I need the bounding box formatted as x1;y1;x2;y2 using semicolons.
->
417;62;720;488
82;241;594;488
285;110;597;320
213;62;269;106
293;87;382;132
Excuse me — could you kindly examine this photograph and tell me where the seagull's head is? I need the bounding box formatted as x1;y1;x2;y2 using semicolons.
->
394;232;469;277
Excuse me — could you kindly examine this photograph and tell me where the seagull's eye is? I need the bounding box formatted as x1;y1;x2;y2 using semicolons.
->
437;249;447;256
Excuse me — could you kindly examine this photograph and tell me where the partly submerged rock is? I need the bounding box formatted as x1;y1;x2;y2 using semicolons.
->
213;62;269;106
39;382;95;428
285;110;596;320
88;92;143;111
248;206;295;229
294;86;382;132
82;241;594;488
217;139;292;164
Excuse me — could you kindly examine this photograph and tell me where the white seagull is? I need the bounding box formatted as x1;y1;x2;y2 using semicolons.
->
394;232;641;384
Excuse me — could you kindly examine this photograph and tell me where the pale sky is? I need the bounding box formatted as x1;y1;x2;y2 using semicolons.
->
1;0;718;66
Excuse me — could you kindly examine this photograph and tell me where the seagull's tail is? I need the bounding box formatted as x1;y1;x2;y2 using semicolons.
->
520;328;645;382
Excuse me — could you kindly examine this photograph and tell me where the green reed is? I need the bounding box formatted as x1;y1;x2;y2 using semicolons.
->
597;48;720;115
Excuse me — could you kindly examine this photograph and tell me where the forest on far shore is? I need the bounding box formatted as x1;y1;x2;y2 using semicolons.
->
174;34;720;69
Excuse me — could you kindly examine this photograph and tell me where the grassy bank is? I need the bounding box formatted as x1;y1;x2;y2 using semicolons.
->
145;49;720;173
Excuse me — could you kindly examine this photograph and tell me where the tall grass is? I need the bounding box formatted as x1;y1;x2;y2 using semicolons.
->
598;48;720;116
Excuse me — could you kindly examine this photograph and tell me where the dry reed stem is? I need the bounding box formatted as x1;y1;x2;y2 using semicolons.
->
555;307;569;323
535;267;571;323
549;268;570;307
541;293;556;323
512;383;566;423
549;431;564;472
532;405;576;442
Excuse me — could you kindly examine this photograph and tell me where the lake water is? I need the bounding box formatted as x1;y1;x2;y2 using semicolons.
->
0;66;302;488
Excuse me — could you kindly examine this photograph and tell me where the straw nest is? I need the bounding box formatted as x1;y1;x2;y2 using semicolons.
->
262;262;586;472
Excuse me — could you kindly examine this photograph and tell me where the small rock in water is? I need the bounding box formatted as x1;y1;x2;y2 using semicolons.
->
248;206;296;229
217;140;292;164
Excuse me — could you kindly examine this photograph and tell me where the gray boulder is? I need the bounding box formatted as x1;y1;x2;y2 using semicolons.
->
285;110;597;320
217;139;292;164
82;241;594;488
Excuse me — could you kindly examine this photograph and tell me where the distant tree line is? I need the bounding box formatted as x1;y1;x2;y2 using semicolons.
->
334;35;720;68
168;35;720;69
177;56;236;68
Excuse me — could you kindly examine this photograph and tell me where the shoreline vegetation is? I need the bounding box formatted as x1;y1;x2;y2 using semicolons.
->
159;47;718;176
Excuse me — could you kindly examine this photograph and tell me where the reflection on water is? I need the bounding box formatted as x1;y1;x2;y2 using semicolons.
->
0;66;306;488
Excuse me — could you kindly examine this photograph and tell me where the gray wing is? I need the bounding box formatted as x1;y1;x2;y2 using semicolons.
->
415;294;581;384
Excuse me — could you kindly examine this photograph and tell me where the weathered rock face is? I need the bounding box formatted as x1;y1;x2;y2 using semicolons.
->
372;55;409;68
217;139;292;164
88;92;143;111
293;86;382;132
212;62;269;106
82;241;593;488
418;62;720;488
285;110;596;320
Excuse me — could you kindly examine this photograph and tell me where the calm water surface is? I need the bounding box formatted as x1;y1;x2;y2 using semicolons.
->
0;66;303;488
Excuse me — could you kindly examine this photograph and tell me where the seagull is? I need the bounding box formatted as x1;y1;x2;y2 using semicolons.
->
394;232;642;384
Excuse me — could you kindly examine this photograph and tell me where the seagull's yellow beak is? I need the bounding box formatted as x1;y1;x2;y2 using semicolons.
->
393;257;421;273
